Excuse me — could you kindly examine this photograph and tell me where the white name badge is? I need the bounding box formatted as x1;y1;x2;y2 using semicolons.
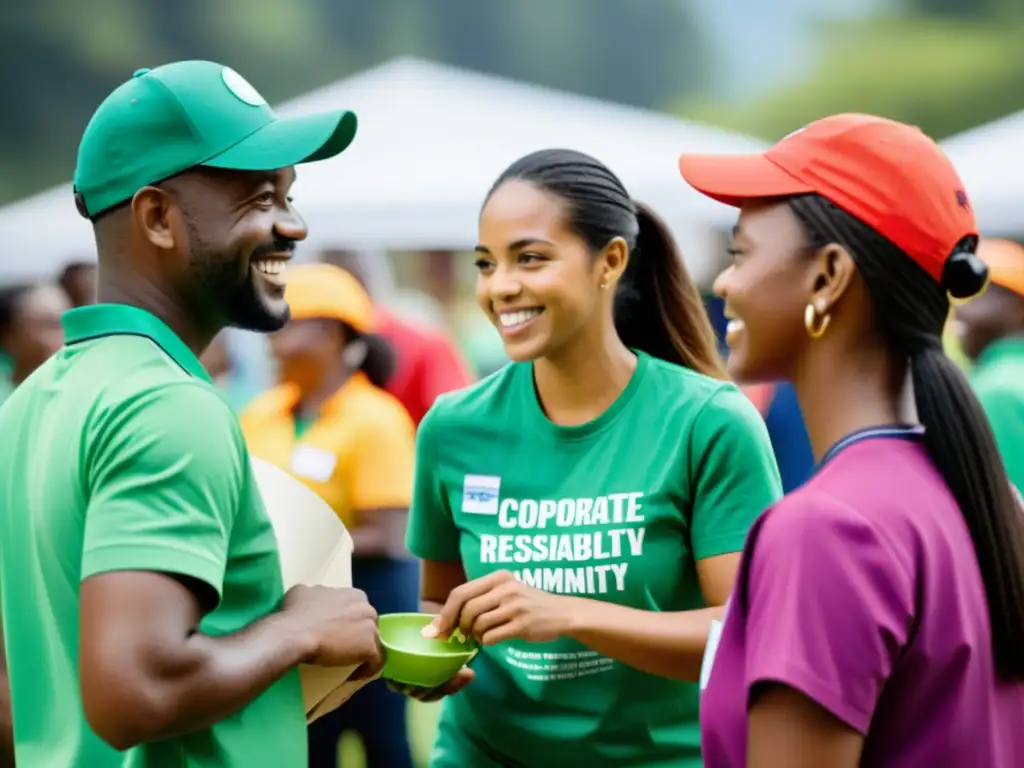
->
289;445;338;483
700;619;725;692
461;474;501;515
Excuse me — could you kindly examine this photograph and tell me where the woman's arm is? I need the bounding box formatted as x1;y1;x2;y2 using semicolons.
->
345;397;416;556
562;388;783;680
564;552;739;681
428;553;738;682
392;406;474;699
747;684;864;768
725;493;911;768
349;509;409;557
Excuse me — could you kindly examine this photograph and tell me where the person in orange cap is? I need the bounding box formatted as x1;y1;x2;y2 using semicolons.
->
678;114;1024;767
954;238;1024;493
239;263;418;768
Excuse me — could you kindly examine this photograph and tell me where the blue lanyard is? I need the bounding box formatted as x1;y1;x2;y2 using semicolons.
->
817;424;925;472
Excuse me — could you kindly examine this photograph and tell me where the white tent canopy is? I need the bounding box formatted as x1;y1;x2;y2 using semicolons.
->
0;57;764;284
942;109;1024;237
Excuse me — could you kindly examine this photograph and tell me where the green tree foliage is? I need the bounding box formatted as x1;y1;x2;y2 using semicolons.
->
678;14;1024;141
0;0;707;205
902;0;1023;21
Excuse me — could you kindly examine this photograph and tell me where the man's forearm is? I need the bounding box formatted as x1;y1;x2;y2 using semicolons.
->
98;611;314;749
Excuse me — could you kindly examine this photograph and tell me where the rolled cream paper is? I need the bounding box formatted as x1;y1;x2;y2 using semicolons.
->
250;455;376;724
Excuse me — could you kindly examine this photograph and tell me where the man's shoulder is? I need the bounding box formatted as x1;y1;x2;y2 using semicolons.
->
52;335;237;444
0;335;199;423
65;334;199;392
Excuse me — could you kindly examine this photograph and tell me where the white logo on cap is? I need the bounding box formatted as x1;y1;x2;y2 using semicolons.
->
221;67;267;107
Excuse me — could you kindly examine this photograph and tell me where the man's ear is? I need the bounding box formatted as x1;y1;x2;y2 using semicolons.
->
131;186;177;251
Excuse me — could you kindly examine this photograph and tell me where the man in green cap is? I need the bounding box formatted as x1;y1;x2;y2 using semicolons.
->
0;61;382;767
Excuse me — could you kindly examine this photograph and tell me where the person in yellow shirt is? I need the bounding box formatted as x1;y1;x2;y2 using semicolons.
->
240;263;417;768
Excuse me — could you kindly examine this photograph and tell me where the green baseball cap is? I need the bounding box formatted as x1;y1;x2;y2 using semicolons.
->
73;60;358;218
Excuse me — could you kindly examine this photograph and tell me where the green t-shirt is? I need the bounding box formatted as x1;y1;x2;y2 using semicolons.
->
406;351;782;767
971;337;1024;495
0;304;306;767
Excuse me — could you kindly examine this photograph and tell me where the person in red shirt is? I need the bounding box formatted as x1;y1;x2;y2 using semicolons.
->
375;306;474;425
319;252;474;425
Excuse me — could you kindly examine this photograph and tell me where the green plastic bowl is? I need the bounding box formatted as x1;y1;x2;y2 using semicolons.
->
379;612;479;687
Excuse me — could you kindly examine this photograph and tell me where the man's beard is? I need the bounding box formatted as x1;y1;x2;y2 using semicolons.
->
220;266;290;333
186;223;291;334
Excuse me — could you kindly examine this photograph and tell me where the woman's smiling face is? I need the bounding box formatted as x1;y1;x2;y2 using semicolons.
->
713;200;818;383
474;179;610;362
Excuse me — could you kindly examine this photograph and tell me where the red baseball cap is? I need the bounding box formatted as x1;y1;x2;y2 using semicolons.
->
678;113;978;284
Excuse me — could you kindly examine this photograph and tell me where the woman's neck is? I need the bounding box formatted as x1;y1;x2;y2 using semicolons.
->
532;326;636;426
295;363;353;419
791;342;904;463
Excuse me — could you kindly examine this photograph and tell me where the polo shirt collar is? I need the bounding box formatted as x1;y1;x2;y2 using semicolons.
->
62;303;212;383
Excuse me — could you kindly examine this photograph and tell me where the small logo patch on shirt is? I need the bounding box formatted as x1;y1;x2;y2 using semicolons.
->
462;475;501;515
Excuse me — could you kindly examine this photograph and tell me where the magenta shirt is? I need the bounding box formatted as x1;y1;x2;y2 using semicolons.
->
701;436;1024;767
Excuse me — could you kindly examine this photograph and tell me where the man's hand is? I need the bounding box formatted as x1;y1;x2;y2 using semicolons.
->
282;585;383;679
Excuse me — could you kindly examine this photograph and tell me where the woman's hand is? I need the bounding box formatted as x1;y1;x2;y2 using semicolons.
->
424;570;576;646
386;666;475;703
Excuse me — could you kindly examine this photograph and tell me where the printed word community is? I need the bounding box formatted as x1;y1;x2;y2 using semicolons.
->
480;492;648;596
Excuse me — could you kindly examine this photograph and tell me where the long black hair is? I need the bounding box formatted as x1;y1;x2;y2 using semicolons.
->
789;193;1024;681
487;149;726;379
340;322;395;390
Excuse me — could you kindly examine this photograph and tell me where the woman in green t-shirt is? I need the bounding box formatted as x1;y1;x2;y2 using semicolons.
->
395;149;783;767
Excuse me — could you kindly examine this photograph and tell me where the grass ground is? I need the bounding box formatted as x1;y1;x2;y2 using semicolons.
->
336;699;441;768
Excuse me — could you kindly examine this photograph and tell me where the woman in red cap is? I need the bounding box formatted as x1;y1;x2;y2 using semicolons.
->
679;114;1024;767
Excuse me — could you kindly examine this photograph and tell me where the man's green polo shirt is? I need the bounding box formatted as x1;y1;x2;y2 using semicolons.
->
0;304;306;767
971;337;1024;495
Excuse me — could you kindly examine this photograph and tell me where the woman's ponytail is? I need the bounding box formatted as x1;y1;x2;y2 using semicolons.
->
613;202;726;379
911;344;1024;679
342;328;396;390
790;193;1024;681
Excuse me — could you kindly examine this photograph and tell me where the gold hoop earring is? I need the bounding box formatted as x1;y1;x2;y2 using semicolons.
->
804;302;831;340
